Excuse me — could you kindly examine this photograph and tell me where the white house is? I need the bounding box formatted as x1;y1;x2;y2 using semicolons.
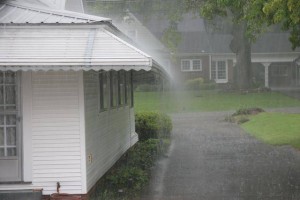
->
0;0;168;199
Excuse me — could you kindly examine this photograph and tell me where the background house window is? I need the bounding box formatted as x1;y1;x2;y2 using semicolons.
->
271;64;289;76
211;60;228;83
99;71;109;111
192;60;202;71
181;60;191;71
181;59;202;71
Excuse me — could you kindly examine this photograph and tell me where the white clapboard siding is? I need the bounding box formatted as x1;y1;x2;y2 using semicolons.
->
31;71;84;195
83;71;137;191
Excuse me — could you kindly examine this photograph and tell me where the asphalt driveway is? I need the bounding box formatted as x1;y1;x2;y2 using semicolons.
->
141;111;300;200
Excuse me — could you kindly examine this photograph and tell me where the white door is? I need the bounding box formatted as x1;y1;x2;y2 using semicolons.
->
0;72;21;182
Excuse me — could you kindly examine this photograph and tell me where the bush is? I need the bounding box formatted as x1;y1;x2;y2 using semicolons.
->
135;112;172;141
89;139;167;200
184;78;204;90
184;78;216;90
127;139;162;170
106;166;149;194
232;107;265;116
135;84;160;92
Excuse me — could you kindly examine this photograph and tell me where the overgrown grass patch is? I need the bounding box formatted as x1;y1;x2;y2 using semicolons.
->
241;113;300;149
134;90;300;113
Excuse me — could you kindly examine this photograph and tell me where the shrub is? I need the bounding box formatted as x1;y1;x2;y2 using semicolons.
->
232;107;265;116
184;78;204;90
127;139;162;170
106;166;149;194
184;78;216;90
90;139;167;200
135;112;172;141
135;84;159;92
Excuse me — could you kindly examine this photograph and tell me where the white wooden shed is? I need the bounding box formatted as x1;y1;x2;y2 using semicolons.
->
0;0;168;197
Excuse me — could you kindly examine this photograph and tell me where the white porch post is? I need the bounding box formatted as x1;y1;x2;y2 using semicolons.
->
262;62;271;88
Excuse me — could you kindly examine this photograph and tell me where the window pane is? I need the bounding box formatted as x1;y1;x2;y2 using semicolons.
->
6;115;16;125
125;72;132;106
0;72;3;84
217;61;226;79
211;61;217;80
0;128;4;145
5;72;16;84
0;86;3;105
110;71;118;108
103;73;109;109
99;72;109;111
118;71;125;106
5;85;16;105
0;115;4;125
181;60;190;71
7;148;16;156
7;127;16;145
192;60;201;71
0;148;4;157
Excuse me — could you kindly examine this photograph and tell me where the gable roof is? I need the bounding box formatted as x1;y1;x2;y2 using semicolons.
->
0;0;110;23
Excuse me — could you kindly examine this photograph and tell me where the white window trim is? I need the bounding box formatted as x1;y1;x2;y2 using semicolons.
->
181;59;202;72
210;60;228;83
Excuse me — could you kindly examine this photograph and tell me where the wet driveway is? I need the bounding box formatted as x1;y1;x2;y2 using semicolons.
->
141;111;300;200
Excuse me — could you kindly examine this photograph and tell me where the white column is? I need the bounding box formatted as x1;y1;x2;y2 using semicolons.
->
262;62;271;88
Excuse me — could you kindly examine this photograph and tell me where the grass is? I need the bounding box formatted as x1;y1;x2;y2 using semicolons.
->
241;112;300;149
134;90;300;113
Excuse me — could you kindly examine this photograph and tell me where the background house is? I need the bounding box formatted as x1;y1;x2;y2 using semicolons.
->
0;0;168;199
136;13;300;89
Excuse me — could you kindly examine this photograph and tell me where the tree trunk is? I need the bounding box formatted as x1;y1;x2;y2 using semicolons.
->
230;21;252;89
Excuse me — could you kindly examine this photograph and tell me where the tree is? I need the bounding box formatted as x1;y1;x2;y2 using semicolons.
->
186;0;271;89
263;0;300;49
85;0;185;53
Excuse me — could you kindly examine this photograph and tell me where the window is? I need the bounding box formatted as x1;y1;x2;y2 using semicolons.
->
118;71;125;106
99;71;109;111
125;71;133;107
110;71;118;108
211;60;228;83
181;59;202;71
181;60;191;71
0;71;20;158
271;64;289;76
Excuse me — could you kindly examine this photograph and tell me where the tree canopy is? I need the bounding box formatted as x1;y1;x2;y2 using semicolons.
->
263;0;300;49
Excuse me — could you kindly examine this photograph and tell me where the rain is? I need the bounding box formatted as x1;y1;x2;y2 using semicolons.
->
0;0;299;200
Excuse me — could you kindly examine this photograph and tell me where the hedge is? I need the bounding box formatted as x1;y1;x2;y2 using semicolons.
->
135;112;172;141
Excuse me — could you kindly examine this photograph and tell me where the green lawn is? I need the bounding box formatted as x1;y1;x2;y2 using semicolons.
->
242;113;300;149
134;90;300;113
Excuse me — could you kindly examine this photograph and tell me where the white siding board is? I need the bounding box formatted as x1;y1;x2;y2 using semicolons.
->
33;164;81;170
83;71;137;191
30;71;84;195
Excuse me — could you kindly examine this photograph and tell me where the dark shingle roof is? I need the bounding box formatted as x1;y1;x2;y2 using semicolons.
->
176;31;300;54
